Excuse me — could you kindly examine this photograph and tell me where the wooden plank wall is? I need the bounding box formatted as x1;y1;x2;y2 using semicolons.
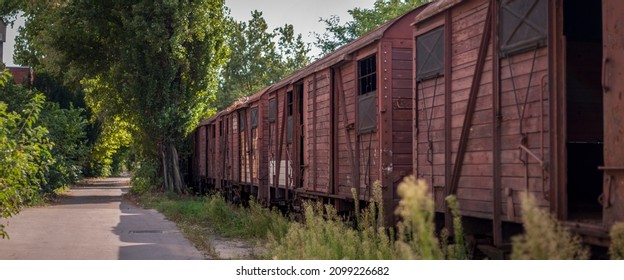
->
240;116;250;184
415;0;551;221
232;112;240;183
216;117;224;189
416;71;447;211
499;47;550;221
207;124;215;180
450;2;493;219
196;126;206;179
336;62;358;197
256;97;270;201
391;46;414;205
198;126;206;177
268;95;277;188
305;71;332;194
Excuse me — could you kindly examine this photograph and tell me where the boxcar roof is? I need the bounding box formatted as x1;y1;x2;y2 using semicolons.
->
197;4;431;127
225;85;273;113
269;4;429;91
200;110;224;125
413;0;463;24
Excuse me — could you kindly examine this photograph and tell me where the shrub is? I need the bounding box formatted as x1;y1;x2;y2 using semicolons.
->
130;157;161;195
0;70;53;238
511;193;589;260
39;102;89;192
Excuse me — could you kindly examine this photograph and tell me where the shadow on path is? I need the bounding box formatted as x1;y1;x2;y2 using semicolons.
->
0;177;202;260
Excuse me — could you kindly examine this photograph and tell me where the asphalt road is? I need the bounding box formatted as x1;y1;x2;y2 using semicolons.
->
0;177;203;260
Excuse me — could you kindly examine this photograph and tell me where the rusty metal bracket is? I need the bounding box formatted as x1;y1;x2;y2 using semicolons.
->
519;144;545;167
599;175;613;209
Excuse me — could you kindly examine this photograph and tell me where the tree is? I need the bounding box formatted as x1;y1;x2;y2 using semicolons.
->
314;0;429;55
39;102;89;192
12;0;229;194
217;10;309;110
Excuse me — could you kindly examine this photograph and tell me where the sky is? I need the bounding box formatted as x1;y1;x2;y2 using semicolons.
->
2;0;377;66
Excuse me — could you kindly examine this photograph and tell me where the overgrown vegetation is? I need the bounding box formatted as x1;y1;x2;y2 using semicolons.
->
269;177;467;260
38;102;89;192
0;67;93;238
0;70;52;238
511;193;589;260
609;223;624;260
136;191;290;258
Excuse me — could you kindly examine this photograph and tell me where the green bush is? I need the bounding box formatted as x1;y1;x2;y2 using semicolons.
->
0;70;53;238
39;102;89;192
130;158;161;195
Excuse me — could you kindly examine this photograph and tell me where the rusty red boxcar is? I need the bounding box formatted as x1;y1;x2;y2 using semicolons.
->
412;0;623;249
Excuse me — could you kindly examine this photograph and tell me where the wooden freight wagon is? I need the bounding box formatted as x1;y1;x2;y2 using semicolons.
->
190;120;208;193
206;111;226;193
191;112;222;194
262;6;428;221
225;87;272;204
413;0;624;248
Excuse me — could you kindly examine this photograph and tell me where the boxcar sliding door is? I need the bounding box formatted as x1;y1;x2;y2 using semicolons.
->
601;0;624;227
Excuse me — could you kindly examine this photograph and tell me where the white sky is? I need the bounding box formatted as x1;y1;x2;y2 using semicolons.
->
3;0;376;66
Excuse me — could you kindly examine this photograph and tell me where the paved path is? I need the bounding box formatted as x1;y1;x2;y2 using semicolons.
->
0;177;203;260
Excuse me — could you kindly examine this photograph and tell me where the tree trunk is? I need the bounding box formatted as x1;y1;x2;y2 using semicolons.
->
161;142;187;194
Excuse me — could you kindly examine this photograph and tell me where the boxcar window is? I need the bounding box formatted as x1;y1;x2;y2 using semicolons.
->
268;98;276;123
416;26;444;81
500;0;547;56
250;107;258;129
358;55;377;134
358;55;377;96
287;92;293;143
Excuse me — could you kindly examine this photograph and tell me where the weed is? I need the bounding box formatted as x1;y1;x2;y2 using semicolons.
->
445;195;467;260
609;223;624;260
269;182;394;259
269;177;465;260
394;176;442;259
511;193;589;260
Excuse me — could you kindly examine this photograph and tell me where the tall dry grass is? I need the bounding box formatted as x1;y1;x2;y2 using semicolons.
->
511;193;589;260
609;223;624;260
268;176;467;260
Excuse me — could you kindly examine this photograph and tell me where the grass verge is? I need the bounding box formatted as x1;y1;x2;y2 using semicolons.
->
132;192;290;258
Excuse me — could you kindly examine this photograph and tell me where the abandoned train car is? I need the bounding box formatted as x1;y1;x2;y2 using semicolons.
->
190;6;428;221
412;0;623;248
259;5;429;221
190;0;623;251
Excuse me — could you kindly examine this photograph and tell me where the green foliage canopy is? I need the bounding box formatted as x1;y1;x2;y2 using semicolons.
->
314;0;429;55
11;0;230;193
217;10;310;110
